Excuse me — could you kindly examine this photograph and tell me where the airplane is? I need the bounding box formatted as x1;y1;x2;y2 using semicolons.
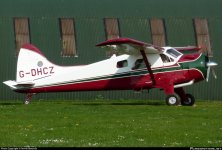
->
3;37;218;106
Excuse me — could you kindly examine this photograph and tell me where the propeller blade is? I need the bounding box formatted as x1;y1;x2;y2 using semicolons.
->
206;61;218;68
206;61;218;82
206;66;211;82
197;46;217;82
212;68;217;79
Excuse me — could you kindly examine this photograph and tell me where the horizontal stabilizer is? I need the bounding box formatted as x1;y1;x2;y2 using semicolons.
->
3;80;34;90
16;82;35;87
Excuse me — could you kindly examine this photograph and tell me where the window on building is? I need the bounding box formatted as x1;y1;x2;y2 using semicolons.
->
60;18;77;57
14;17;30;56
104;18;120;57
150;18;166;47
104;18;120;40
117;60;128;68
193;18;212;56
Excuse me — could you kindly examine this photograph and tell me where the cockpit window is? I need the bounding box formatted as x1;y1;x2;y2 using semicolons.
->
117;60;128;68
132;59;146;70
166;49;182;58
160;54;173;63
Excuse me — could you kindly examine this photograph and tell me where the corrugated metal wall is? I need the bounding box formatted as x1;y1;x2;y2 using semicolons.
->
0;0;221;100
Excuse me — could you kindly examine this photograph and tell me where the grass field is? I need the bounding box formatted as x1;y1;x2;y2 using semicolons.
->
0;99;222;147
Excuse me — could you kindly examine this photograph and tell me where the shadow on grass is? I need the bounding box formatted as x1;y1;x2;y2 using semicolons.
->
0;102;23;105
0;100;165;106
69;101;165;106
111;101;164;106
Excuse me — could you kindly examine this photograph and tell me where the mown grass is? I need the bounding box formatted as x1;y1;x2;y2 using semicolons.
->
0;99;222;147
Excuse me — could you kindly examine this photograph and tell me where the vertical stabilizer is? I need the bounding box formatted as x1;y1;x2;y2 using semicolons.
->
16;44;56;83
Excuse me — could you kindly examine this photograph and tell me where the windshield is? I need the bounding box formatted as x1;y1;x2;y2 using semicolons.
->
166;49;182;58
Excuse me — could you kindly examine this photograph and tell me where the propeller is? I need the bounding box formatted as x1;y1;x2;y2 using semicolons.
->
206;60;218;82
204;50;218;82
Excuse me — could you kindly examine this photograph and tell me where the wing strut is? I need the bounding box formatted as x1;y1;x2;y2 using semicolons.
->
140;49;156;85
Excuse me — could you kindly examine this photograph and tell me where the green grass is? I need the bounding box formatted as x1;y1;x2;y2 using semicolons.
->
0;99;222;147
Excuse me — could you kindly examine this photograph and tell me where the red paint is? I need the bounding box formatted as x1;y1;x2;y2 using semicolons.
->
178;53;201;62
96;37;148;47
175;87;187;101
175;46;201;51
22;44;45;57
188;69;204;82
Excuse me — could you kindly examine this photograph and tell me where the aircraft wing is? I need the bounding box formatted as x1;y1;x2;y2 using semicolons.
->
96;37;159;85
174;46;201;51
96;37;162;55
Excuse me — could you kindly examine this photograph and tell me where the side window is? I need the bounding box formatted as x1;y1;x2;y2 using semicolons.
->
160;54;173;63
117;60;128;68
132;59;146;70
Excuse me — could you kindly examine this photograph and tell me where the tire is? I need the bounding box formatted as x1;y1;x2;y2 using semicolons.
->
24;100;30;105
181;94;195;106
166;94;180;106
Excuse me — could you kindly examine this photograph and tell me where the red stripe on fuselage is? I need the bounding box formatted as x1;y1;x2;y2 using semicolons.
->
15;68;204;93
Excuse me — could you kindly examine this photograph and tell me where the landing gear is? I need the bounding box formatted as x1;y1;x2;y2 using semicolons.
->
165;94;180;106
164;87;195;106
181;93;195;106
164;86;195;106
24;93;33;104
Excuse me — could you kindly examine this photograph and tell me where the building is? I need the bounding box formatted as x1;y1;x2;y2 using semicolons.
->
0;0;221;100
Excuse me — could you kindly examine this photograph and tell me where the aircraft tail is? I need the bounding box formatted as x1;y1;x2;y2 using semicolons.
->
15;44;56;83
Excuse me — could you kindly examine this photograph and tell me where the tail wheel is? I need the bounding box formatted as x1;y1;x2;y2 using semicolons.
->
166;94;180;106
24;93;33;105
181;94;195;106
24;100;30;105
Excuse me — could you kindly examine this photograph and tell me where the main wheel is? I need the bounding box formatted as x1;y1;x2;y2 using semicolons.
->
181;93;195;106
165;94;180;106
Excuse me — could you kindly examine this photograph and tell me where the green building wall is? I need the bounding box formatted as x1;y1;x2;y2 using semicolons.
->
0;0;221;100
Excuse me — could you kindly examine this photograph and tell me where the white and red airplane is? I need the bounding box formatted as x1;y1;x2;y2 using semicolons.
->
3;37;218;105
